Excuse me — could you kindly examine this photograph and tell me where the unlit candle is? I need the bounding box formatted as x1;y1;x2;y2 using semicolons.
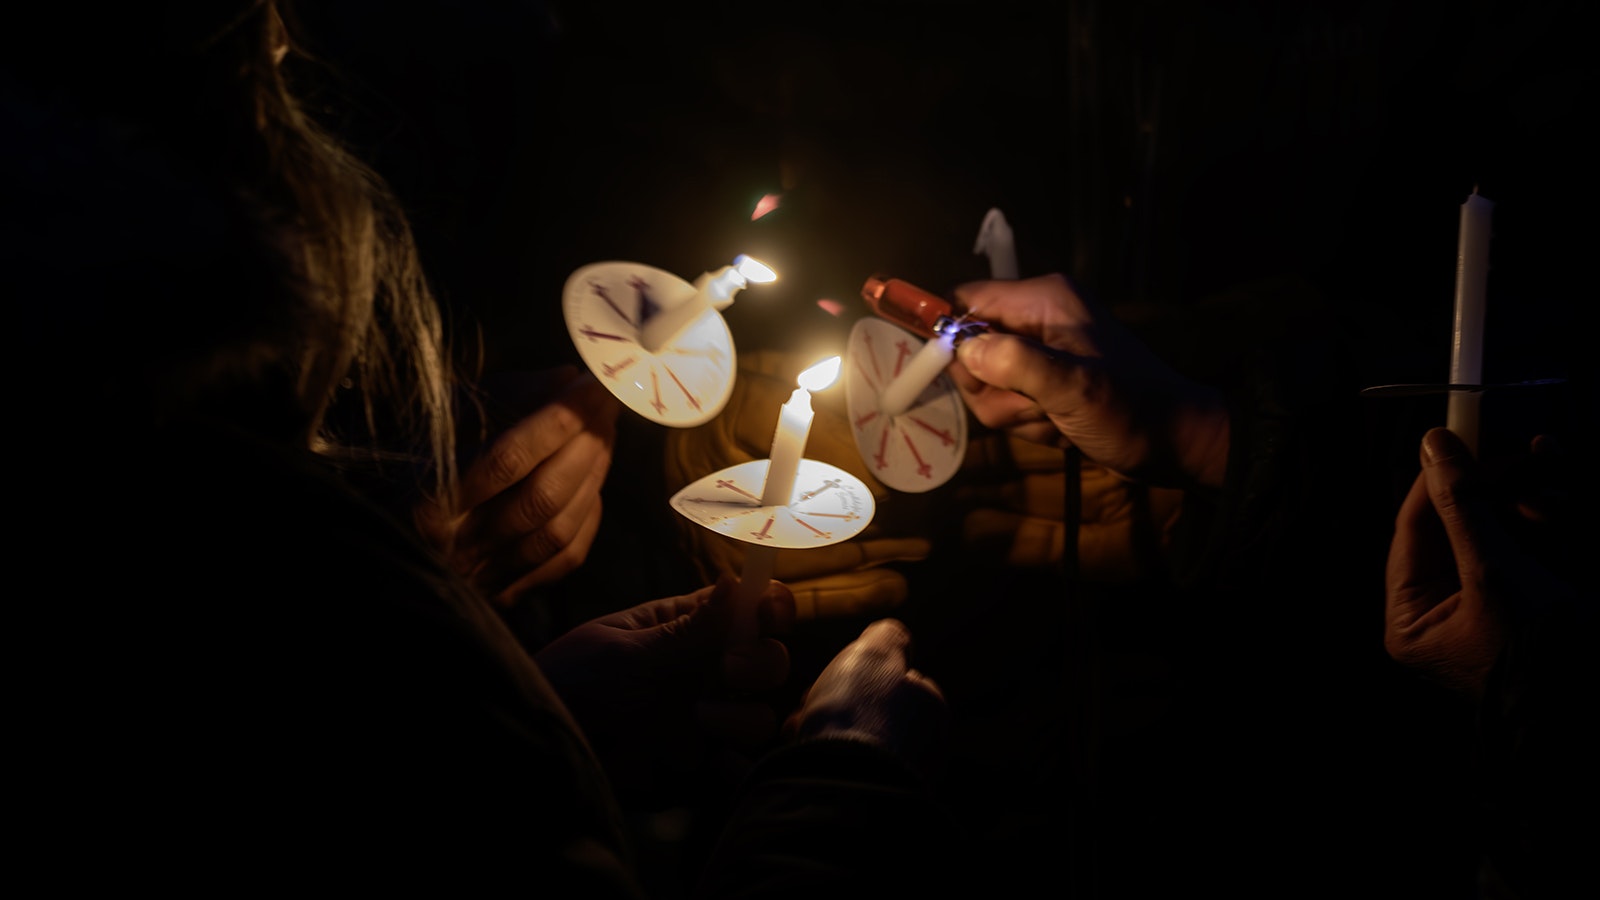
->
878;330;956;418
1447;189;1493;455
974;207;1019;279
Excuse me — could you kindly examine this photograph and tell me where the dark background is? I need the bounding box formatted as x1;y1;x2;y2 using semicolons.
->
299;0;1592;385
296;1;1593;896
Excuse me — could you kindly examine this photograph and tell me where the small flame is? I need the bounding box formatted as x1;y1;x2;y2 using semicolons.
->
733;254;777;283
798;355;842;392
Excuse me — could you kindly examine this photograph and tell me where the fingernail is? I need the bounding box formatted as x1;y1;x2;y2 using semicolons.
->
1422;427;1464;464
956;334;988;370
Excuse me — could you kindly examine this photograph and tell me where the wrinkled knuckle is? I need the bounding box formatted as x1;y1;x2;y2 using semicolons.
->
548;399;585;435
518;528;561;569
530;531;585;578
518;483;564;529
590;445;617;476
552;542;586;575
480;440;534;488
543;511;585;557
1382;623;1424;664
1381;632;1406;660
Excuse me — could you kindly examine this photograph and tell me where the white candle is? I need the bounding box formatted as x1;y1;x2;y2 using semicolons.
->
733;355;841;642
639;254;776;352
973;207;1018;279
1447;189;1493;456
878;329;956;418
759;355;841;507
638;285;712;354
730;545;777;645
760;384;815;508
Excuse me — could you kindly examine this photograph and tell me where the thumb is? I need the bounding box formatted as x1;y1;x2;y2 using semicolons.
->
956;332;1078;407
1419;427;1507;595
631;589;724;666
630;610;715;673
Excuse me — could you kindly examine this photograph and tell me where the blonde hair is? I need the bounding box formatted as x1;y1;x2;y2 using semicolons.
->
9;1;465;513
226;1;461;508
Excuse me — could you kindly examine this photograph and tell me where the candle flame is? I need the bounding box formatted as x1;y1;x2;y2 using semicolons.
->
733;254;777;284
798;355;842;392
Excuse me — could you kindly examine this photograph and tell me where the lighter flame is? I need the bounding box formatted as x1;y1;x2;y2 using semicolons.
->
798;355;842;392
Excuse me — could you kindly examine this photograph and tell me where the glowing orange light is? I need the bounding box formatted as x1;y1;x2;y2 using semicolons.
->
751;193;783;221
816;298;844;317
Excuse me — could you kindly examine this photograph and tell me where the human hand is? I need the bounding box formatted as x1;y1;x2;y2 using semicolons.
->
947;274;1230;489
416;365;620;608
665;350;934;620
784;619;949;784
1384;427;1577;698
535;574;796;803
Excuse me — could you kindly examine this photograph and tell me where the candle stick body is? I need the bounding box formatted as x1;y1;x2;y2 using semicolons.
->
761;387;814;507
735;357;836;645
639;288;712;354
731;544;778;644
974;207;1019;279
735;387;814;644
878;331;956;418
639;266;742;353
1447;190;1493;455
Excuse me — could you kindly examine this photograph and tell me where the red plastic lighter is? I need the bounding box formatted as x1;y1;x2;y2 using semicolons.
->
860;274;988;344
860;274;956;339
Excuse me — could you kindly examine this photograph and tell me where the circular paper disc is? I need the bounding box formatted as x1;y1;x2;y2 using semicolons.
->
843;318;967;492
669;459;874;549
562;261;736;427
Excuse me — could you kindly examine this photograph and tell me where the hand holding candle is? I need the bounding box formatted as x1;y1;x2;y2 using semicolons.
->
733;355;843;643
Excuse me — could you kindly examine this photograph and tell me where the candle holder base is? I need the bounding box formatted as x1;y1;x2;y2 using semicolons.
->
669;458;874;551
563;260;737;427
843;318;968;493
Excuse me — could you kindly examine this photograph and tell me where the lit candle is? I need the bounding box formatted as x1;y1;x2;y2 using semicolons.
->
733;355;842;642
878;329;956;418
639;254;777;352
1447;189;1493;456
760;355;841;507
973;207;1018;279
